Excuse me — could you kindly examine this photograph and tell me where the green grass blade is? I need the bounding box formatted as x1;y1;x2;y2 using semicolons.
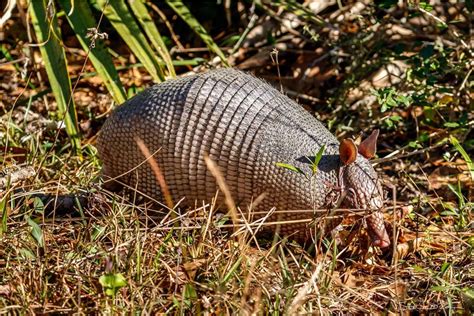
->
275;162;305;176
0;188;9;235
311;145;326;174
450;135;474;182
57;0;127;104
97;0;165;82
272;0;326;26
29;0;81;155
165;0;229;67
128;0;176;78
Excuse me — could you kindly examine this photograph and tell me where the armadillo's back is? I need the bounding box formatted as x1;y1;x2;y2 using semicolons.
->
97;69;341;237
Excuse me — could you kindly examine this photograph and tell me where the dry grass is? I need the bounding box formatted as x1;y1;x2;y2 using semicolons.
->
0;148;472;313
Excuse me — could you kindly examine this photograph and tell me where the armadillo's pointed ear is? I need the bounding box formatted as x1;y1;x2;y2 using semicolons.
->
339;138;357;165
358;129;379;159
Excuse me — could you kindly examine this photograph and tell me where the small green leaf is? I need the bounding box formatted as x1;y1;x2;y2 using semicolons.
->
412;265;426;273
25;215;44;248
386;95;397;107
418;132;429;143
444;122;459;128
419;2;433;11
396;94;412;107
327;117;336;130
431;286;450;292
33;197;44;215
450;136;474;182
408;141;421;149
311;145;326;174
384;118;394;128
439;262;451;275
440;210;459;217
275;163;305;176
99;273;127;297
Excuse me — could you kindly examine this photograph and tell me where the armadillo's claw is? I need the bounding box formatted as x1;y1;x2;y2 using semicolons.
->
366;210;390;248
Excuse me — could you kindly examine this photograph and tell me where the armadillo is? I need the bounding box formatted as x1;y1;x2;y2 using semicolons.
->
97;68;390;248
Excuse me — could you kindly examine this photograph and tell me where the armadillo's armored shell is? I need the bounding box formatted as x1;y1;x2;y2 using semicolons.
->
97;69;385;243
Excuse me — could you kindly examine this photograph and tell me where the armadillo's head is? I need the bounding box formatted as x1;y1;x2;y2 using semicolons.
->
339;130;390;248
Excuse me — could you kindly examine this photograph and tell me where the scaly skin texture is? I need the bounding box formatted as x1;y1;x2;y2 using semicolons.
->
97;69;389;246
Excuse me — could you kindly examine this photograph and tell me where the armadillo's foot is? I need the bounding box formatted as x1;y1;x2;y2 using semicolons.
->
366;210;390;248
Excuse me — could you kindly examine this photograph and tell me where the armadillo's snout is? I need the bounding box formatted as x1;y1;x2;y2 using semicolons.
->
366;210;390;248
343;159;390;248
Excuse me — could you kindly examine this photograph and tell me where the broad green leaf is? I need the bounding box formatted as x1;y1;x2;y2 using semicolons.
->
29;0;81;155
275;162;305;176
58;0;127;104
25;215;44;248
165;0;229;66
128;0;176;78
96;0;165;82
